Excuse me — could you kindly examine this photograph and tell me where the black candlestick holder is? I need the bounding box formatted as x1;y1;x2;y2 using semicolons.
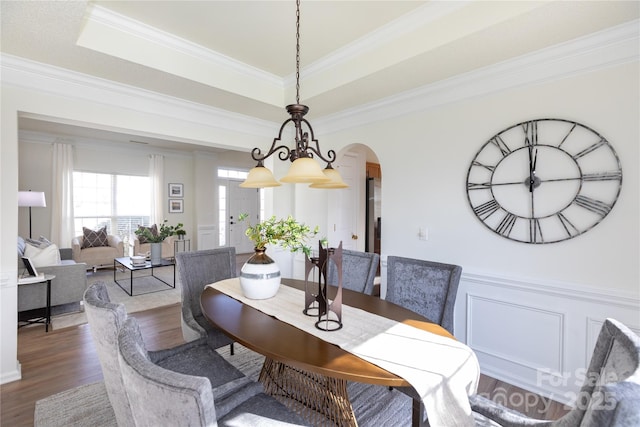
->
303;241;343;331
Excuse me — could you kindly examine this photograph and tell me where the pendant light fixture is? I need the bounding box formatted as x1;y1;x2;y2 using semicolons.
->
240;0;347;189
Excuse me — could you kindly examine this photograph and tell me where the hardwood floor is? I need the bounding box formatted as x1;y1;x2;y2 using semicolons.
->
1;303;569;426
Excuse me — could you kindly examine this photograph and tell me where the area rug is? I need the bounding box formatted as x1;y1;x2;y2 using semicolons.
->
35;343;414;426
50;266;180;330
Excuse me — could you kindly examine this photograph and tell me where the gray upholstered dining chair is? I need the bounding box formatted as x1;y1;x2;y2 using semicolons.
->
83;282;251;426
117;316;309;426
176;248;237;352
471;318;640;426
386;256;462;335
385;256;463;426
326;249;380;295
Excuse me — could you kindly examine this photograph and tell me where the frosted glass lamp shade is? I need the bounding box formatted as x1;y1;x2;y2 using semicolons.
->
310;167;348;189
240;166;281;188
280;158;330;184
18;191;46;207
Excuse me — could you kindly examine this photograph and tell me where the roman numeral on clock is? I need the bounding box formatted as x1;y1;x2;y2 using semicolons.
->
489;136;511;157
496;212;517;237
556;212;580;238
573;138;606;159
582;171;622;182
522;121;538;146
471;160;495;172
473;199;500;219
574;195;611;217
529;218;543;243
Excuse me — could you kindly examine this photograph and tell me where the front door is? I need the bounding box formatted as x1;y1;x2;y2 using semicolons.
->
228;181;259;254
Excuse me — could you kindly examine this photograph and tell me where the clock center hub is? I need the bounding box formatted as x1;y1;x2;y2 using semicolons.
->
523;174;541;190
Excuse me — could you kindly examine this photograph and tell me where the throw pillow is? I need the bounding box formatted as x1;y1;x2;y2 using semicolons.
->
24;243;61;267
81;226;109;249
25;236;52;249
137;224;158;244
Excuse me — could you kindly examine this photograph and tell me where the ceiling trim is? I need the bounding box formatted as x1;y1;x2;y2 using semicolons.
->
2;19;638;140
78;4;285;107
316;19;640;134
1;53;276;138
285;1;470;87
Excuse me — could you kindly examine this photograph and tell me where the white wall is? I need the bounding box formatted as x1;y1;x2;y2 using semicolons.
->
1;22;638;404
320;62;639;401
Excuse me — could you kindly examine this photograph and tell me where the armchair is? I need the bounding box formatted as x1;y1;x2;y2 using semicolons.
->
72;232;124;272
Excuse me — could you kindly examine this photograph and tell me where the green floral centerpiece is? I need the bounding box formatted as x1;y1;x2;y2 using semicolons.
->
238;213;319;299
135;220;184;243
238;214;318;256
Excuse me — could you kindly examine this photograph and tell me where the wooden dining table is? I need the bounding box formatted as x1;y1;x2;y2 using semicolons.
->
200;278;457;426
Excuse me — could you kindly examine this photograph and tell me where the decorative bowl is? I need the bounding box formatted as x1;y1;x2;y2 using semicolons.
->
130;255;146;266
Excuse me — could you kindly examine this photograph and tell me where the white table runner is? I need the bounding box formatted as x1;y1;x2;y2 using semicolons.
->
209;278;479;426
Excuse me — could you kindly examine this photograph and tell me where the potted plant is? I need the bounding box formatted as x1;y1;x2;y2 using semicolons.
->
175;229;187;240
135;220;184;264
238;213;318;299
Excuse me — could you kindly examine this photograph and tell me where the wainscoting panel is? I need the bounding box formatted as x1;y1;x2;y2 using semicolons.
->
467;295;564;374
196;225;216;250
456;272;640;405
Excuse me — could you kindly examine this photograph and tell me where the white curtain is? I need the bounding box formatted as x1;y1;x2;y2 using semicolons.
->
50;143;75;246
149;154;164;225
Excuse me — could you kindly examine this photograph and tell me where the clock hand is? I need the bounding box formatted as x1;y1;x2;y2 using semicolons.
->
527;145;534;192
528;147;539;192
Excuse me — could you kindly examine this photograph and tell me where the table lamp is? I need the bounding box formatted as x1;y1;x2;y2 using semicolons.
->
18;191;47;239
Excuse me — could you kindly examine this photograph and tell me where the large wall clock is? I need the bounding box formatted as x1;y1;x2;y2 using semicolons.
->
466;118;622;244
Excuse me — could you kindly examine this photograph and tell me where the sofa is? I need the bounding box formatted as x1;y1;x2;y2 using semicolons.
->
17;236;88;315
72;231;124;271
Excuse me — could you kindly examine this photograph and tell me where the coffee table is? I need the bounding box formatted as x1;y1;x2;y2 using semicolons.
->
113;257;175;296
201;278;455;426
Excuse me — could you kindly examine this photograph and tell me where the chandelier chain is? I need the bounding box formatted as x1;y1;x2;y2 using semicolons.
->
295;0;300;104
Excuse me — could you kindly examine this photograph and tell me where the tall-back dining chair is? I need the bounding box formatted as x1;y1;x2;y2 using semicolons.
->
117;317;308;427
176;248;236;350
84;282;252;421
326;249;380;295
471;318;640;426
84;281;135;427
386;256;462;335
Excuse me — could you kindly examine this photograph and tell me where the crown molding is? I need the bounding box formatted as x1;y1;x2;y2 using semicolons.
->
286;1;470;87
316;19;640;134
1;54;276;138
2;19;638;138
87;4;283;89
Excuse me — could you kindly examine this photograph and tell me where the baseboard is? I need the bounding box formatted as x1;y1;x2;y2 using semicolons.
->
0;363;21;385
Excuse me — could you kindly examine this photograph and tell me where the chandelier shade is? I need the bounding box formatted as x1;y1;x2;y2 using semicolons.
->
239;163;281;188
310;165;349;189
240;0;346;190
280;158;330;183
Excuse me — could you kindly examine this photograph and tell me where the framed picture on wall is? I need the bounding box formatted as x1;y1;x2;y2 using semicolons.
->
168;183;183;198
169;199;183;213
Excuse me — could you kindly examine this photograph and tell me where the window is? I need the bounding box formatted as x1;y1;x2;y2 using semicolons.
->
73;171;151;239
218;184;226;246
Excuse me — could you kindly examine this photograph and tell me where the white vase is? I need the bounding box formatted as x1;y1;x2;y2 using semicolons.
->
240;248;281;299
150;242;163;265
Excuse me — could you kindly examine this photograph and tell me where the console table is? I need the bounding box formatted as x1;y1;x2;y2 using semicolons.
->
18;274;55;332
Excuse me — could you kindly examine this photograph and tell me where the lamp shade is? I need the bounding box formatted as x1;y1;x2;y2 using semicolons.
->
280;158;331;184
18;191;46;207
240;166;282;188
309;166;349;189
